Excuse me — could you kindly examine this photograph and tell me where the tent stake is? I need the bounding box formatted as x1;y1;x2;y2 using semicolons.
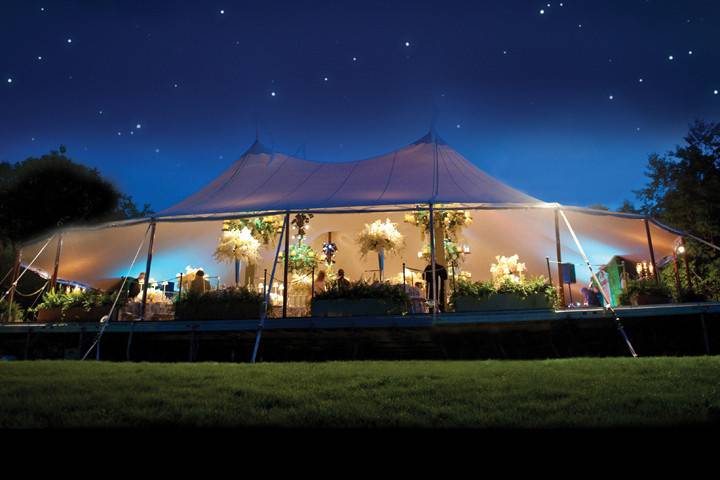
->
554;209;566;308
644;218;659;285
140;220;157;320
252;214;288;363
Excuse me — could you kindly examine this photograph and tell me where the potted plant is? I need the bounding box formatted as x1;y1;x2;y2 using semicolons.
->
34;289;66;322
619;279;672;306
174;286;263;321
64;291;117;322
312;281;410;317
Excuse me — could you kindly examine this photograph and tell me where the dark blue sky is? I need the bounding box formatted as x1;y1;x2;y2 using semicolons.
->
2;0;719;211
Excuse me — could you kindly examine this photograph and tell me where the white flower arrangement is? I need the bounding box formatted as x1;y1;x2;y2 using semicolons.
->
356;218;405;256
490;254;527;286
214;226;261;264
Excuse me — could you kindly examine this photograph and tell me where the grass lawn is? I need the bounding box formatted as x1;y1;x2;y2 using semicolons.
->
1;357;719;428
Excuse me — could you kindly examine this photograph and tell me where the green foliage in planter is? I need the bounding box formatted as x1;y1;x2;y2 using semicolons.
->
618;279;672;306
450;276;559;309
315;281;410;305
35;288;119;313
0;299;24;321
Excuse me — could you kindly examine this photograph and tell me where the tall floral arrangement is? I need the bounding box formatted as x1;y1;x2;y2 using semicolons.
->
490;254;527;287
357;219;404;281
280;243;320;275
214;226;261;264
225;216;283;245
403;205;472;241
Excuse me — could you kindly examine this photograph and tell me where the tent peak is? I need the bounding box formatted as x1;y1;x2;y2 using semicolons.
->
244;138;272;156
412;129;447;146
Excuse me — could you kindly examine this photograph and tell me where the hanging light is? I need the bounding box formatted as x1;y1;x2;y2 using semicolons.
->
677;245;686;255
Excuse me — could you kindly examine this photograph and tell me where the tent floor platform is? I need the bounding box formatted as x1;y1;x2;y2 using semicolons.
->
1;302;718;361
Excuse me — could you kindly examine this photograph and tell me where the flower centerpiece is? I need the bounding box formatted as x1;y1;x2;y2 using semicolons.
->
490;254;526;287
214;226;261;264
357;218;404;281
217;216;282;286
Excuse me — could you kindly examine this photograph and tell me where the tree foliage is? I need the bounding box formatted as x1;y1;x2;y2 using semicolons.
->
0;146;152;245
634;120;720;299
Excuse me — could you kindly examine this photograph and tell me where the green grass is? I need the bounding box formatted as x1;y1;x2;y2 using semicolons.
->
1;357;719;428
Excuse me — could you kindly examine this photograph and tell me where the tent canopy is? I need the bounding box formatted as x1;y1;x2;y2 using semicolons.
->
18;131;683;300
159;131;543;218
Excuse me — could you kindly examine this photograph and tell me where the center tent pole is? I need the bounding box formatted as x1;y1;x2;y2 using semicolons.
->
554;208;566;308
140;220;158;321
282;212;290;319
429;203;438;318
251;214;289;363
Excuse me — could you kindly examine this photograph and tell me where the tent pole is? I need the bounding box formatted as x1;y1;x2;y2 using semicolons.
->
644;218;659;284
50;233;63;291
5;248;21;322
140;220;157;321
554;209;566;307
252;214;288;363
558;209;638;357
282;212;290;319
429;203;438;317
680;237;693;290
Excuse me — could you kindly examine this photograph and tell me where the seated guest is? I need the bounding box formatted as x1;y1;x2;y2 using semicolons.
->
190;270;212;294
580;284;603;307
336;269;350;291
405;281;427;314
314;270;327;295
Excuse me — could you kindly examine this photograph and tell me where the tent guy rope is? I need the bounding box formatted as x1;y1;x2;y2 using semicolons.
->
82;224;151;360
558;209;638;358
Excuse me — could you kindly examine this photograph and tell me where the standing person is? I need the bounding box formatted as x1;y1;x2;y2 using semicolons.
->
423;263;448;313
336;269;350;291
190;270;212;294
314;270;327;295
127;271;144;300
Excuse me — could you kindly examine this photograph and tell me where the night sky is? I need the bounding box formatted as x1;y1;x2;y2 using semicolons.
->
2;0;719;212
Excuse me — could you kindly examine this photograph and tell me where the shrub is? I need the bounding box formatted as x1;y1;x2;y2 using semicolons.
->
450;276;559;309
315;281;410;305
0;299;24;321
618;279;672;306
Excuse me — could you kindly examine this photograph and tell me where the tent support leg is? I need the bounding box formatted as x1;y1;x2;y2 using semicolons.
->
282;212;290;319
5;248;22;323
140;221;158;321
558;209;638;358
50;233;63;291
126;324;134;361
554;209;566;308
681;238;694;290
252;214;289;363
644;218;659;285
429;203;438;318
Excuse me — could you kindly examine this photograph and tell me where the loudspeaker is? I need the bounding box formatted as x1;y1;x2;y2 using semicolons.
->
561;262;576;284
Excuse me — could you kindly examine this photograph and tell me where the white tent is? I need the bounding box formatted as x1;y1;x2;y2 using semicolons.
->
18;131;682;302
